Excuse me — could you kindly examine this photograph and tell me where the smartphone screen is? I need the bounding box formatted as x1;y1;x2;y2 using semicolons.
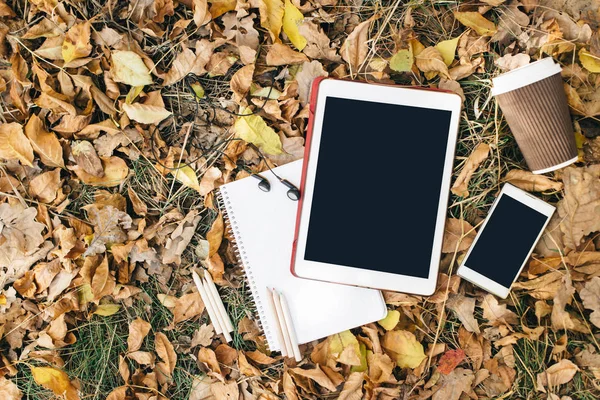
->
463;195;549;287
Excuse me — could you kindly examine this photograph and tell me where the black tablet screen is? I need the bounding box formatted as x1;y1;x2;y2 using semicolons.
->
304;96;452;278
463;195;548;287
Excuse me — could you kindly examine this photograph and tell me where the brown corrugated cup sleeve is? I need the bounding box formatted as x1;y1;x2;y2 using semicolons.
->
495;73;577;173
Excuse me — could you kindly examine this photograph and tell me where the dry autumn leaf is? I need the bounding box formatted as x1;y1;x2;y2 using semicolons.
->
504;169;563;192
451;143;490;197
0;122;35;167
258;0;284;43
536;359;579;392
70;156;129;187
454;11;498;36
283;0;306;51
341;16;377;73
579;277;600;328
234;109;283;155
173;292;205;324
437;349;465;375
122;103;172;124
62;21;92;63
442;218;476;253
155;332;177;377
0;377;21;400
382;330;426;368
24;114;64;168
170;164;202;193
557;165;600;249
415;47;450;78
446;294;480;333
29;169;61;203
30;366;79;400
128;317;152;352
111;51;153;86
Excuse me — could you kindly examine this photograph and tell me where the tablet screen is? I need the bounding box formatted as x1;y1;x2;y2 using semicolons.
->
304;96;452;278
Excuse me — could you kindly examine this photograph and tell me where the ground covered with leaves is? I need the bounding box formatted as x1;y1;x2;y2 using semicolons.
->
1;0;600;399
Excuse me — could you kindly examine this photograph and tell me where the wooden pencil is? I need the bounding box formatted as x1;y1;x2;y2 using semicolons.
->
279;291;302;362
192;271;223;335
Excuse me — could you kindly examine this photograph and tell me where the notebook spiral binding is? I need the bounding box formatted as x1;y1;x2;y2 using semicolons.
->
216;187;273;350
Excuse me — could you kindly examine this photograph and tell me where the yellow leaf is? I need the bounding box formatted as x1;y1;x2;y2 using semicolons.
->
111;51;153;86
350;342;368;373
24;114;64;168
62;21;91;63
579;48;600;73
234;108;283;155
389;49;413;72
454;11;497;36
258;0;284;43
30;366;79;400
122;103;172;125
93;303;121;316
435;37;460;66
382;330;426;368
170;164;201;192
70;156;129;187
410;39;425;56
377;310;400;331
329;330;361;366
283;0;306;51
0;122;34;167
78;283;94;305
209;0;236;18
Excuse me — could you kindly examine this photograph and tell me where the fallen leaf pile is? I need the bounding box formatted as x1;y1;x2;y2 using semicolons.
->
1;0;600;399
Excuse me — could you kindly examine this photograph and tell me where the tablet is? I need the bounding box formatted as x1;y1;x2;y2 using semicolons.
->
290;79;462;295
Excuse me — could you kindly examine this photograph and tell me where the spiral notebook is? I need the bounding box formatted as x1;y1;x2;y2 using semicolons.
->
217;160;386;351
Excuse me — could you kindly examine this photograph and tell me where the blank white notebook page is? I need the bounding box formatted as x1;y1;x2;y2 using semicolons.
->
219;160;386;351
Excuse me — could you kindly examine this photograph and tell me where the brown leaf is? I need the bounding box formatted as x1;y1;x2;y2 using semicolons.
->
458;327;484;370
367;352;394;383
91;255;116;301
536;359;579;392
512;270;563;300
207;213;223;257
504;169;563;192
432;368;474;400
0;122;34;167
340;17;376;73
480;294;518;326
30;169;61;203
266;43;308;66
198;347;221;374
191;324;214;348
0;377;21;400
446;294;480;333
238;352;261;376
106;386;129;400
442;218;476;253
291;365;338;391
282;370;299;400
579;276;600;328
338;372;364;400
128;317;152;352
230;64;255;104
296;60;328;106
173;292;205;324
451;143;490;197
438;349;466;375
188;375;216;400
122;103;172;125
82;204;132;256
70;156;129;187
62;21;91;63
24;114;64;168
127;351;155;366
245;350;278;365
551;275;589;333
210;381;239;399
73;141;104;177
127;187;147;216
30;366;79;400
557;165;600;249
415;47;450;79
193;0;212;27
155;332;177;376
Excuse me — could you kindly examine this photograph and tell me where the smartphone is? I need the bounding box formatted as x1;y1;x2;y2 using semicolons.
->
457;183;555;298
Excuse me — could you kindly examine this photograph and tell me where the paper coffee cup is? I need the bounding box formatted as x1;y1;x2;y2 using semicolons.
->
492;58;578;174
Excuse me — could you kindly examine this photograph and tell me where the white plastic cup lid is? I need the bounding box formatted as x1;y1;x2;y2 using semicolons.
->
491;57;562;96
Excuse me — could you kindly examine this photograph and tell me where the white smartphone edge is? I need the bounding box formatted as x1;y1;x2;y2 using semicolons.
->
457;183;555;299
